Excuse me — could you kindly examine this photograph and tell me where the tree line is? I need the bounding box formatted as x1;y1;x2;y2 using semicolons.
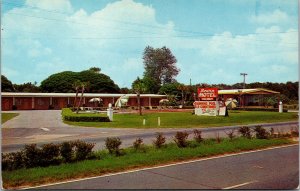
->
2;46;298;105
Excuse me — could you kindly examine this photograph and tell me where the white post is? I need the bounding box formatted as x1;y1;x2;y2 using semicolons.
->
158;117;160;126
107;103;113;121
143;119;146;126
50;97;53;105
13;97;15;105
279;101;283;113
67;97;70;105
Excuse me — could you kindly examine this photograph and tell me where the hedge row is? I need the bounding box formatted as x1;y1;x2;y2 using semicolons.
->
2;140;95;171
62;108;110;122
232;107;288;112
3;126;298;172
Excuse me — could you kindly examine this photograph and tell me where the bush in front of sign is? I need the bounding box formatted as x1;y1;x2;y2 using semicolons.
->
193;129;203;143
174;131;189;148
153;132;166;148
238;126;252;139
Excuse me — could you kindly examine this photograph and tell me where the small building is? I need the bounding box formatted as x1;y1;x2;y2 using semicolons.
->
218;88;280;107
1;92;166;111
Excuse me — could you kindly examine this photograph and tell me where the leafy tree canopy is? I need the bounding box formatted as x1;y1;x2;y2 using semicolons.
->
14;82;40;92
1;75;14;92
132;77;146;94
158;82;181;95
142;46;180;93
40;69;120;93
89;67;101;73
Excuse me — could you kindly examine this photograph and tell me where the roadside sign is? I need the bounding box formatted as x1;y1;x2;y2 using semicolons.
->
198;88;218;101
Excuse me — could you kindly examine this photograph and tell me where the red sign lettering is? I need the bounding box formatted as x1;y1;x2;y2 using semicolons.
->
198;88;218;101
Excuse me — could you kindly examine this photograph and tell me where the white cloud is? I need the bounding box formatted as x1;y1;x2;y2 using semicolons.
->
250;9;289;25
1;0;298;86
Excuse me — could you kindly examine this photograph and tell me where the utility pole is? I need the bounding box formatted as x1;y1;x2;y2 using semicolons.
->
240;73;248;89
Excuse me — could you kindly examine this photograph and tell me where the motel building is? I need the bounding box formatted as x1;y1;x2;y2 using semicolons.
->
1;88;279;111
1;93;166;111
218;88;280;107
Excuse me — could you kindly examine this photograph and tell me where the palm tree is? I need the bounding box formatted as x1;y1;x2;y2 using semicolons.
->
177;84;188;106
76;81;90;114
132;77;146;116
72;80;82;110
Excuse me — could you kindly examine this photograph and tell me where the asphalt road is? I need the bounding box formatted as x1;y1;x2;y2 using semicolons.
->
29;145;299;190
2;110;298;152
2;121;298;152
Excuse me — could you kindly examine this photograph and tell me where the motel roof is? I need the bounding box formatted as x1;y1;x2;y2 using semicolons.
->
1;88;279;97
218;88;280;95
1;92;167;98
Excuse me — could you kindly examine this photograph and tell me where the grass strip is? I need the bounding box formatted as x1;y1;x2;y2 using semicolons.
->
3;137;294;189
1;113;19;124
65;110;298;128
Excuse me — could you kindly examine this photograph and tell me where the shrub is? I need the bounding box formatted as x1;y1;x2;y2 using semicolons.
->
105;137;122;156
73;140;95;161
60;141;75;163
40;143;61;166
269;128;275;138
153;132;166;148
174;131;189;148
62;108;110;122
238;126;252;139
290;126;299;137
133;138;144;151
215;132;221;143
193;129;203;143
225;129;235;140
2;151;24;171
22;144;41;168
254;126;269;139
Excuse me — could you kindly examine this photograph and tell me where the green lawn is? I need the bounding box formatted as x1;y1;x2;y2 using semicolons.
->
1;113;19;124
65;111;298;128
3;137;294;189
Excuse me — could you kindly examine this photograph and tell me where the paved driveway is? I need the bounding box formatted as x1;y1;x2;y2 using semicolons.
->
2;110;151;145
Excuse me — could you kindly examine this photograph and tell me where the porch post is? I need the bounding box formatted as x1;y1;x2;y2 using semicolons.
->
67;97;70;104
32;97;35;109
50;97;53;105
13;97;15;105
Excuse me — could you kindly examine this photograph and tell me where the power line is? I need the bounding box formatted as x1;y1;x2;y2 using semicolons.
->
2;27;297;47
1;1;298;38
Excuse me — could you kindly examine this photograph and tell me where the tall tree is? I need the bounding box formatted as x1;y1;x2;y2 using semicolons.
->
143;46;180;93
132;77;146;116
40;69;120;93
1;75;14;92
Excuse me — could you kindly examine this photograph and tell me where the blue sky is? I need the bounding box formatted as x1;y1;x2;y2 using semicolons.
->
1;0;298;88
